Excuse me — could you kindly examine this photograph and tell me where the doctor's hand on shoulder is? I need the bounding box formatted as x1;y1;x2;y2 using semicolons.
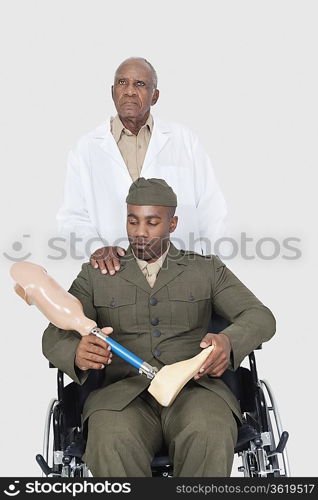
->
90;246;126;274
194;333;232;380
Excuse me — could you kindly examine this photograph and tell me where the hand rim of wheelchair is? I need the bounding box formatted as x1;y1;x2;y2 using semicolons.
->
260;378;290;477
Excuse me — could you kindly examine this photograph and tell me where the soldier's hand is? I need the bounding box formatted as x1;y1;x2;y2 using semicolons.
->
90;246;126;275
75;327;113;371
194;333;232;379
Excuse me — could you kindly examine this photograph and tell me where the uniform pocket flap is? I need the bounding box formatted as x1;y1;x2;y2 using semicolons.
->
93;286;137;308
167;283;210;302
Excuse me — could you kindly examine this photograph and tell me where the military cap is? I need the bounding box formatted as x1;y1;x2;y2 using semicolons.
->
126;178;177;207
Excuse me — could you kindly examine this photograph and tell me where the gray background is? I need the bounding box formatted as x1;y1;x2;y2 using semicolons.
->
0;0;317;476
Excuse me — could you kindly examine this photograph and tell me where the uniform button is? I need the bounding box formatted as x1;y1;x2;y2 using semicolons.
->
110;300;116;307
151;318;159;326
188;295;195;301
152;329;161;337
150;297;158;306
154;349;161;357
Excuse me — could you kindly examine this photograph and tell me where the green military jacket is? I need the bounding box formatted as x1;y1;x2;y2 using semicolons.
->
42;244;276;423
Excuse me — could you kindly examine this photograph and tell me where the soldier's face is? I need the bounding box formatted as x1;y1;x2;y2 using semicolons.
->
112;60;159;122
127;204;178;262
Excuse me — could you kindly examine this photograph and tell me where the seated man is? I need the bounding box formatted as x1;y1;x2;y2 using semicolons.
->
42;178;276;477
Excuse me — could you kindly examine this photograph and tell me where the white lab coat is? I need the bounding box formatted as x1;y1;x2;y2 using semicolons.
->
57;116;227;258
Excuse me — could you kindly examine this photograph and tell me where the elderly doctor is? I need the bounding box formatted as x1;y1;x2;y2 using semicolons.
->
57;57;228;274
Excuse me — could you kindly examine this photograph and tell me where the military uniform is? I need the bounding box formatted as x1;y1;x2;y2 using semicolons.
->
42;243;275;476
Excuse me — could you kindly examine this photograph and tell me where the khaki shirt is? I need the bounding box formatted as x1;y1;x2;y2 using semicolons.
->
111;114;153;181
134;244;170;288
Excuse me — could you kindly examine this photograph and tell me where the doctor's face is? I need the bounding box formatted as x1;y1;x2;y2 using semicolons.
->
112;60;159;123
127;204;177;262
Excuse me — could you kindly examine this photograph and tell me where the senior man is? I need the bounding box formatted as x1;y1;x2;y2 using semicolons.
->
44;178;276;477
57;57;228;274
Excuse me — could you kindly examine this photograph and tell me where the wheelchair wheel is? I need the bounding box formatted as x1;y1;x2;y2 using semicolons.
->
239;379;289;477
41;398;58;475
260;379;290;477
39;397;65;476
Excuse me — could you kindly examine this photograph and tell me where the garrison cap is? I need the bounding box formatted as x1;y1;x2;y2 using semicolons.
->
126;178;177;207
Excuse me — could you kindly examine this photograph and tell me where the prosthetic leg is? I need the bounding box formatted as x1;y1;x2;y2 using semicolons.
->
10;261;213;406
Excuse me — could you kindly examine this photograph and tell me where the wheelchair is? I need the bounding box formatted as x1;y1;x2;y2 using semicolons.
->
37;316;290;478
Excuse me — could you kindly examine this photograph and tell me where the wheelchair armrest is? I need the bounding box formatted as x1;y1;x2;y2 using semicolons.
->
48;363;65;401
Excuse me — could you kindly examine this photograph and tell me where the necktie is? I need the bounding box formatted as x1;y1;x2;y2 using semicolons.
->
145;262;161;288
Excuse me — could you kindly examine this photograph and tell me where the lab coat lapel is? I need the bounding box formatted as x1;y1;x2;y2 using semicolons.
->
141;118;171;175
93;121;131;180
93;117;171;179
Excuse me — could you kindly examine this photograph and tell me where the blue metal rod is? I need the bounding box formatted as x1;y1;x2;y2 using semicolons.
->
92;331;144;370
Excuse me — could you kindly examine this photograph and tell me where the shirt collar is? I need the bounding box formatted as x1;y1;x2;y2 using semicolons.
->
133;242;170;272
111;113;153;143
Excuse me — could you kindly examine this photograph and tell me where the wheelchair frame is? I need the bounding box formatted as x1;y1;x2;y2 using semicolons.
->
36;350;290;478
